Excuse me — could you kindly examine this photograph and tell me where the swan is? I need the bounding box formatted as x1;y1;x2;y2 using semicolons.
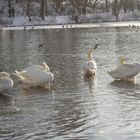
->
108;58;140;82
15;63;53;89
83;48;97;77
23;62;50;72
0;72;14;93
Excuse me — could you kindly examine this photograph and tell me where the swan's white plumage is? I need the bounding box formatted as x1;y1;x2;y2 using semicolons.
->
0;72;13;93
24;62;50;72
16;69;54;85
83;48;97;76
108;58;140;80
15;62;53;88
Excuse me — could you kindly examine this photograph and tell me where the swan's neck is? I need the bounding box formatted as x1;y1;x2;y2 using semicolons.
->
88;49;94;61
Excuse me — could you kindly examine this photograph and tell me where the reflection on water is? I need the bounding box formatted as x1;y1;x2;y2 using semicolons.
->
84;75;97;94
0;26;140;139
110;80;139;89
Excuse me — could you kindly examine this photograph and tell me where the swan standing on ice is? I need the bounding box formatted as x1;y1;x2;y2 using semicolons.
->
0;72;14;93
83;47;97;77
15;62;54;89
108;58;140;82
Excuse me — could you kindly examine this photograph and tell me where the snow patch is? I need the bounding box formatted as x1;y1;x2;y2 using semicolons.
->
12;17;28;26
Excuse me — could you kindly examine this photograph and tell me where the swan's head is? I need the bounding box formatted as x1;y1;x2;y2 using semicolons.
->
42;62;50;72
0;72;10;79
120;58;126;64
120;58;134;64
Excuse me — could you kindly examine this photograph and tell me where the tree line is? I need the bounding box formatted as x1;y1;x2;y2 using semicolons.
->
0;0;140;22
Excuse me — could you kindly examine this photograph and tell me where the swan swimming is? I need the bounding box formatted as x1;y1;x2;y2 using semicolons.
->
108;58;140;82
15;62;54;89
0;72;14;93
83;47;97;77
23;62;50;72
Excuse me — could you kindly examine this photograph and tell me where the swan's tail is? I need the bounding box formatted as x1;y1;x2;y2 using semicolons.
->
42;62;50;72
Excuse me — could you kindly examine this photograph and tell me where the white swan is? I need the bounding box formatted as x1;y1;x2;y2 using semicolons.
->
83;48;97;76
0;72;14;93
108;58;140;82
15;63;54;89
23;62;50;72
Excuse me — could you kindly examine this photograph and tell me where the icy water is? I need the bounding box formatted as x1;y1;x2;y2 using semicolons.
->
0;25;140;140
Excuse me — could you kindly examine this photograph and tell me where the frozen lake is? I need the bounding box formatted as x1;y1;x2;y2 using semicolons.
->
0;24;140;140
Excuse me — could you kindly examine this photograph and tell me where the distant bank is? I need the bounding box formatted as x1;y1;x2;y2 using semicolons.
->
1;21;140;31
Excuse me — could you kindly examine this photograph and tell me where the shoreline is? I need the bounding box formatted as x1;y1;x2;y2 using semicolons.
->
1;21;140;30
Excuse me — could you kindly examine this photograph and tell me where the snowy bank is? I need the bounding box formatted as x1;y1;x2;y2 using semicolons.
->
1;12;140;27
12;16;75;26
2;21;140;31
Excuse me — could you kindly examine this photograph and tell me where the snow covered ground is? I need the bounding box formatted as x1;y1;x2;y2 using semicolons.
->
0;11;140;27
12;16;75;26
1;21;140;31
1;11;140;30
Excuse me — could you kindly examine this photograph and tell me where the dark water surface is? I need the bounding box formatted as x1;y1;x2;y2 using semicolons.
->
0;26;140;140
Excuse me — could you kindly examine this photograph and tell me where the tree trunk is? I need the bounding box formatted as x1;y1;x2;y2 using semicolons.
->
8;0;11;8
122;0;127;13
40;0;45;20
45;0;48;16
137;1;140;11
128;0;134;12
105;0;109;12
112;0;119;21
27;0;31;22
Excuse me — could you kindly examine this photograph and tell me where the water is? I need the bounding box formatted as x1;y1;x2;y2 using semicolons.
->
0;25;140;140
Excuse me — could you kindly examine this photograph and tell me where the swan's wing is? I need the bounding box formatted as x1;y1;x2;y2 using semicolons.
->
23;65;42;71
108;64;140;79
84;61;97;72
0;79;13;92
24;64;50;72
116;64;140;76
21;69;54;85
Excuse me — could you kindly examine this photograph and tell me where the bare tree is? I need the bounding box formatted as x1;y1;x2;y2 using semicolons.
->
127;0;134;12
40;0;45;20
137;0;140;11
112;0;119;21
121;0;127;13
45;0;48;16
105;0;109;12
51;0;64;15
8;0;11;9
0;6;5;17
69;0;99;15
26;0;31;22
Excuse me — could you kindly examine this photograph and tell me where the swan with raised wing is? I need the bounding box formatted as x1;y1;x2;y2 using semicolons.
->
23;62;50;72
108;58;140;82
0;72;14;93
83;47;97;77
15;62;53;89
